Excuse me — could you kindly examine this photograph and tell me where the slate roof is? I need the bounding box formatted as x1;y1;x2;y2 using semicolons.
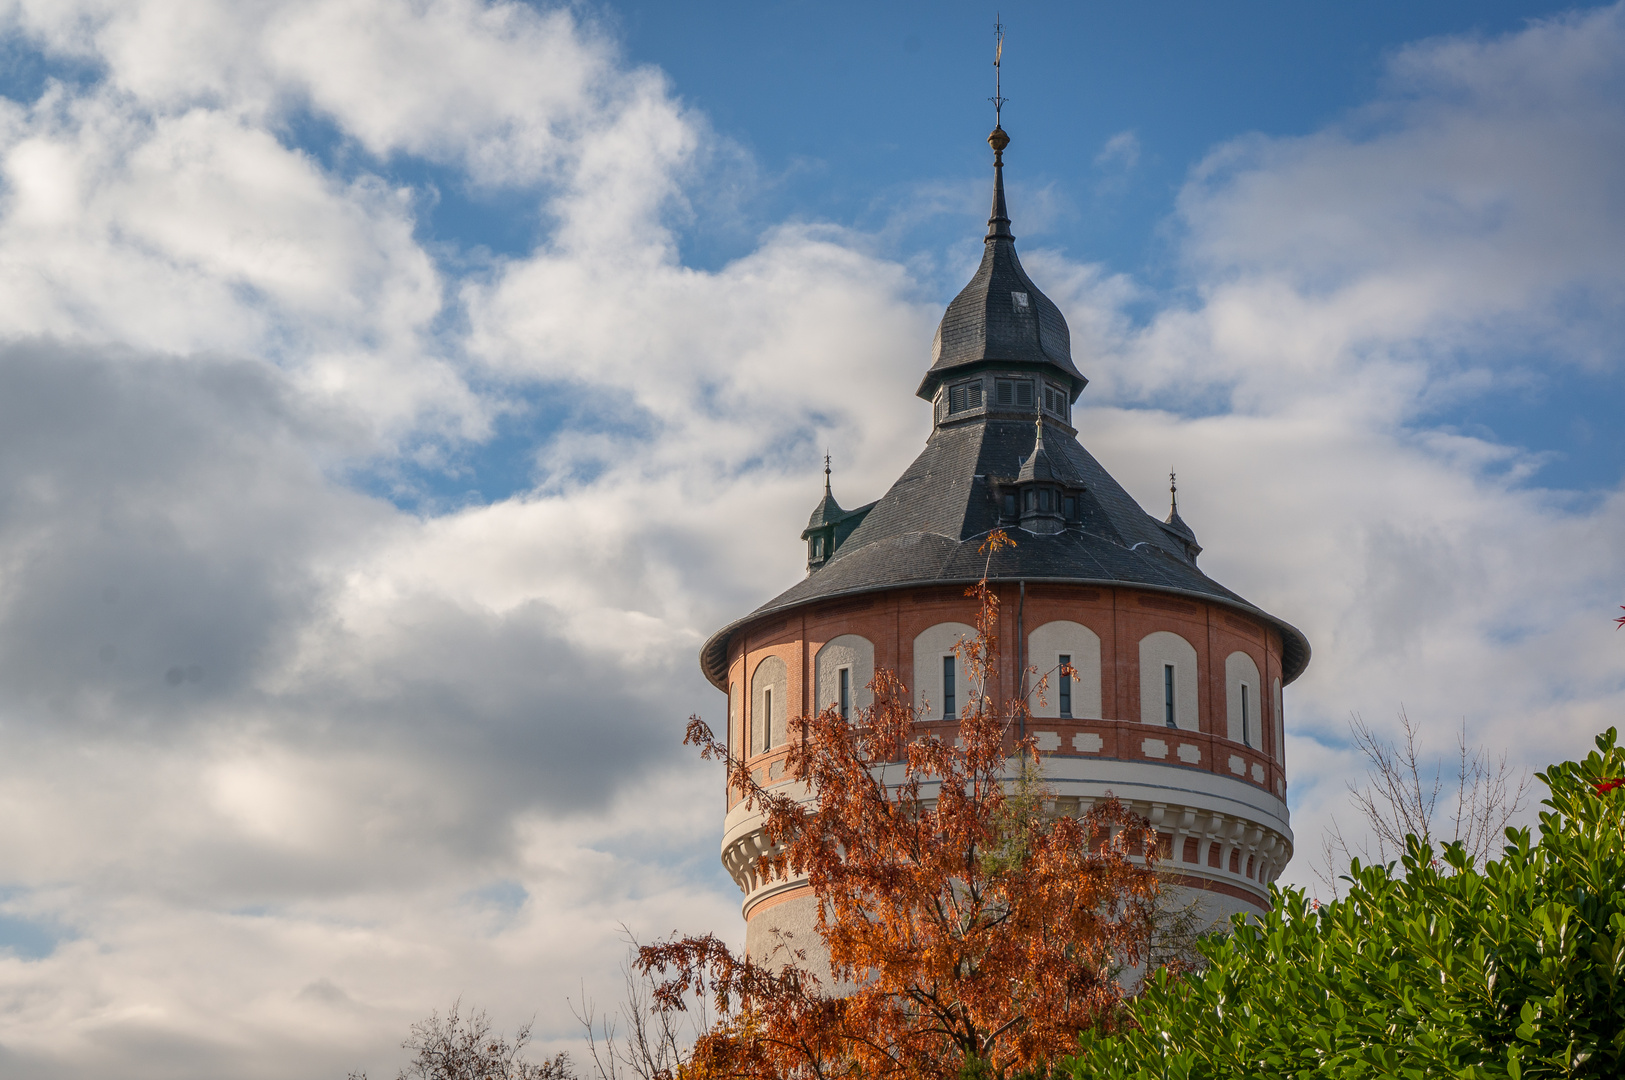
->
918;145;1087;403
700;417;1311;691
699;129;1311;694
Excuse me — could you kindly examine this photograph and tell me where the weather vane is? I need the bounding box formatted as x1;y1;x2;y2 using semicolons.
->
991;16;1007;127
1169;469;1179;512
824;449;832;489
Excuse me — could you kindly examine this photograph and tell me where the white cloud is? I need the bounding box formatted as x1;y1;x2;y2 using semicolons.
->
0;1;1619;1077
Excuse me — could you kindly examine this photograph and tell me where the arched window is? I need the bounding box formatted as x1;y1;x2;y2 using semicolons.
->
815;635;875;720
1138;631;1198;731
1225;651;1262;747
912;622;975;721
1027;621;1103;720
751;654;788;754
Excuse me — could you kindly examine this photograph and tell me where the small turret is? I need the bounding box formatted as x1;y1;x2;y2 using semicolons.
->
1161;470;1202;562
800;454;875;573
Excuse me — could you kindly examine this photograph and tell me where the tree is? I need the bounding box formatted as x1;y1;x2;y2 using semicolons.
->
1315;708;1531;896
349;1000;574;1080
1064;728;1625;1080
637;533;1162;1080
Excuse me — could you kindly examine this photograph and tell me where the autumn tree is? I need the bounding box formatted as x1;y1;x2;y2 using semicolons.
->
637;533;1162;1080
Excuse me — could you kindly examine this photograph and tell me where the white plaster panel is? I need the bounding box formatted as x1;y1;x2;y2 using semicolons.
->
1033;731;1061;752
1073;732;1103;753
1229;754;1246;776
1252;763;1265;783
815;634;875;719
751;654;788;754
1225;651;1261;747
1177;743;1201;765
1027;620;1102;719
912;622;975;721
1138;630;1199;730
1142;738;1169;759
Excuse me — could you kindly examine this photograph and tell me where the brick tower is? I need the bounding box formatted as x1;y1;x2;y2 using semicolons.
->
699;123;1310;966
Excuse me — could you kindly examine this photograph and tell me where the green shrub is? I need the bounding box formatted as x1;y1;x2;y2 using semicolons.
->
1064;729;1625;1080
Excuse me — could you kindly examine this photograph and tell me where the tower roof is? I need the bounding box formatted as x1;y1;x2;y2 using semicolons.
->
918;127;1087;403
699;124;1310;695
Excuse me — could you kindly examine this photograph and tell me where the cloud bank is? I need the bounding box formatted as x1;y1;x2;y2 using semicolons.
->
0;1;1618;1076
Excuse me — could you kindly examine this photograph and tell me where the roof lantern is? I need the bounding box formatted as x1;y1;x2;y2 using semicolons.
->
918;125;1088;404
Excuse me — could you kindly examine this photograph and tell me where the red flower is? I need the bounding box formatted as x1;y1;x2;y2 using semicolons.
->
1594;779;1625;795
1616;606;1625;629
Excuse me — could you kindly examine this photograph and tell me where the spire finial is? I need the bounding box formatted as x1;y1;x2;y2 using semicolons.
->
1169;469;1178;514
985;19;1013;242
990;16;1007;135
824;450;832;493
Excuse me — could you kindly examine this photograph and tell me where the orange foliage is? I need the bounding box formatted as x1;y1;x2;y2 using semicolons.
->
637;533;1161;1080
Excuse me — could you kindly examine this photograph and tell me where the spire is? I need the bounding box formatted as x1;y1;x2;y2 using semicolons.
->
915;22;1087;403
823;449;832;494
986;19;1012;242
1163;468;1200;556
987;127;1013;241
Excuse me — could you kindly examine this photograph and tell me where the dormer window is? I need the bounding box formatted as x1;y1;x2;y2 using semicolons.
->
995;378;1033;408
1043;383;1068;418
948;380;984;413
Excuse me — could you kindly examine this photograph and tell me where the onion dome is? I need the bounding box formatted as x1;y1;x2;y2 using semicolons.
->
918;126;1087;404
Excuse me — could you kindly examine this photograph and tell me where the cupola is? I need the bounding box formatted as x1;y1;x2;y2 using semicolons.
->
919;125;1088;422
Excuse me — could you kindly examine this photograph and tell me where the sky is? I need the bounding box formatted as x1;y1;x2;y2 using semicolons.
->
0;1;1620;1077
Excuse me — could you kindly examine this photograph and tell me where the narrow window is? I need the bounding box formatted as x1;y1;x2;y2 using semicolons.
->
1002;493;1016;517
763;688;773;749
1025;490;1034;511
942;656;956;718
838;667;850;720
968;382;983;407
1241;684;1251;746
1163;664;1176;728
1063;495;1077;519
1038;489;1049;512
996;380;1013;406
1058;654;1072;717
1016;381;1033;408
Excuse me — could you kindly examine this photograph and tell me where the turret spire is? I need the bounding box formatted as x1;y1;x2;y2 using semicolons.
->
986;19;1013;242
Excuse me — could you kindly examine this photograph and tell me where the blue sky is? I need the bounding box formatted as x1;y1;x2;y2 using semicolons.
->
379;0;1625;507
0;2;1619;1077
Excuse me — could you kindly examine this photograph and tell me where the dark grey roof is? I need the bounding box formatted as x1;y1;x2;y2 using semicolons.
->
918;147;1086;402
700;416;1311;690
805;486;845;531
699;128;1310;695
